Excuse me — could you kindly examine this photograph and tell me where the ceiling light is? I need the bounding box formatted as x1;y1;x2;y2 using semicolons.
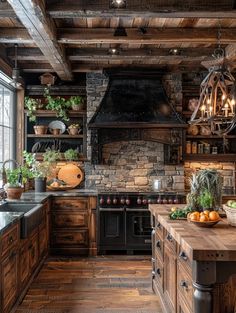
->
9;44;23;90
109;0;126;9
169;49;180;55
108;48;118;55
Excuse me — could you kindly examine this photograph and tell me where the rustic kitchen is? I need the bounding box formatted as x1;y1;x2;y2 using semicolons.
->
0;1;236;313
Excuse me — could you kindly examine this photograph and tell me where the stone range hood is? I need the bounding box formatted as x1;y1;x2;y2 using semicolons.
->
88;70;187;164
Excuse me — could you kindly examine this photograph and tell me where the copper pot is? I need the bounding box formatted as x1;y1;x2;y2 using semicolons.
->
34;125;48;135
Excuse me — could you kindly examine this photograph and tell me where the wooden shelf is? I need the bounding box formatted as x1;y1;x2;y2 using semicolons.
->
24;109;86;117
35;153;87;162
27;134;83;139
184;154;236;162
186;135;236;139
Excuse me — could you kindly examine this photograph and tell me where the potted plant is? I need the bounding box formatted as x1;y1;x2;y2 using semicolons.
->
64;148;79;161
187;169;222;211
67;124;81;135
4;168;23;199
67;96;84;111
24;97;44;122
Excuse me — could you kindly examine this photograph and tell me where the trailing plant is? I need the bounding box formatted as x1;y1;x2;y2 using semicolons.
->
44;88;72;121
24;97;38;122
187;169;222;210
64;148;79;161
23;151;51;178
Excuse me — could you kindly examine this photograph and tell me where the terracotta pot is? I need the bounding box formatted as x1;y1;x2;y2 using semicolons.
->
34;125;48;135
72;103;84;111
6;187;23;199
50;128;61;135
68;128;80;135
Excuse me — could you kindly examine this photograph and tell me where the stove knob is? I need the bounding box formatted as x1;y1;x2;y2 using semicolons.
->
168;197;173;204
162;197;168;204
113;197;118;205
120;197;125;204
157;196;162;204
173;196;179;204
142;198;147;205
126;198;130;205
99;197;104;205
137;197;142;205
106;196;111;205
148;198;152;204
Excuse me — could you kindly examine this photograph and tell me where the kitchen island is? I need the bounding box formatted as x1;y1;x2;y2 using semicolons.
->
149;204;236;313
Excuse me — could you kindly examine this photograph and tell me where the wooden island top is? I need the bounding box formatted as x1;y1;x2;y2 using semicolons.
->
149;204;236;262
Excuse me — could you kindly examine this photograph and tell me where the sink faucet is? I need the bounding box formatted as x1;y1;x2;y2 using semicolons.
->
0;190;7;202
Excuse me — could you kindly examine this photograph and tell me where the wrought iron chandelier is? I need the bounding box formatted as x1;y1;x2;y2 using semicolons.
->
189;28;236;136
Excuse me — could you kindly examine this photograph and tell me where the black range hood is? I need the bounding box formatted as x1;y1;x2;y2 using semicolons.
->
88;70;186;128
88;70;186;164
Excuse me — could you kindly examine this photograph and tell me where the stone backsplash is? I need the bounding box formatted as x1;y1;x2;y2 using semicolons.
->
85;72;184;191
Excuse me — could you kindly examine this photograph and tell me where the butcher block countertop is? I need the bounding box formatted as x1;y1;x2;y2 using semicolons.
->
149;204;236;262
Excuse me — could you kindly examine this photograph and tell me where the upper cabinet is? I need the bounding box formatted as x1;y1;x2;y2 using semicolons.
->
182;73;236;162
24;85;87;161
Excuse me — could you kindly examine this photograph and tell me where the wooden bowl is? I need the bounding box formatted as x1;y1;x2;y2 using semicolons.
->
187;217;221;228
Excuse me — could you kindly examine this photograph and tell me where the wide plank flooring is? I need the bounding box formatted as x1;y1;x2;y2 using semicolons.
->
15;255;162;313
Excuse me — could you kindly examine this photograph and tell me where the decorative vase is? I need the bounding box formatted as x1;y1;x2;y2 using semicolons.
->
6;187;23;199
34;177;47;192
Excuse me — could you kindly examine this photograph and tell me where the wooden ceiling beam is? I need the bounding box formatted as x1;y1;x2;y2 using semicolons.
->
7;0;73;81
0;28;33;44
58;28;236;45
0;2;16;18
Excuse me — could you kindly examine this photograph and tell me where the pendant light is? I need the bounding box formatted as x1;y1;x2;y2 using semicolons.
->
9;44;23;90
189;26;236;136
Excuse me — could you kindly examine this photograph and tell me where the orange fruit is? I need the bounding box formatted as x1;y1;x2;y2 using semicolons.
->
209;211;220;221
203;210;210;217
200;214;209;222
190;212;199;221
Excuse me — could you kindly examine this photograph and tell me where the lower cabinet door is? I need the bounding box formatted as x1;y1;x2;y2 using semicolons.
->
29;231;39;271
163;244;177;312
19;242;30;288
39;222;48;258
1;249;18;312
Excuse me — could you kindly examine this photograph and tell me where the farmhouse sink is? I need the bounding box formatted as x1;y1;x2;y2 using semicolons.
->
0;202;43;238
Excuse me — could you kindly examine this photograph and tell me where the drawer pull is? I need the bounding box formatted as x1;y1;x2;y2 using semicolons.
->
166;234;173;242
156;268;161;276
180;280;188;289
156;240;161;248
156;222;161;229
10;251;16;259
8;236;14;244
179;251;188;261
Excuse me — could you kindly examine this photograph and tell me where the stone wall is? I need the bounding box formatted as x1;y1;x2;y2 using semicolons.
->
85;72;185;191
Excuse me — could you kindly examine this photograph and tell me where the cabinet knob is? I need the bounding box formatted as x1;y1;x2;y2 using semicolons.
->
180;280;188;289
8;236;14;244
166;233;173;242
156;240;161;248
179;251;188;261
156;268;161;276
156;222;161;229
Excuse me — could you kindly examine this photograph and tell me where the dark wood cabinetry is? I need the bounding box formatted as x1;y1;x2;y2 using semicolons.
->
51;196;97;256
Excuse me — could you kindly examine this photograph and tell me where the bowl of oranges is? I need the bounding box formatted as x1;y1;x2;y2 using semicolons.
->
187;210;221;227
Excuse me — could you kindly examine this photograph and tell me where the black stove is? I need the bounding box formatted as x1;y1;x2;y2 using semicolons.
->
98;191;185;254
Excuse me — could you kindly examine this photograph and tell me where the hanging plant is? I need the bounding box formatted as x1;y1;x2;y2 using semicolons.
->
44;88;72;121
24;97;37;122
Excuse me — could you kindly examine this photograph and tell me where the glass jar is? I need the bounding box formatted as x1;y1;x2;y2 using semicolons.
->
191;142;197;154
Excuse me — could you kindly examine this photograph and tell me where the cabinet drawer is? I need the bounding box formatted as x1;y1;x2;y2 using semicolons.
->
1;223;19;257
53;198;88;211
155;232;164;261
51;230;88;247
178;248;192;275
155;218;164;240
52;212;88;228
164;230;177;253
177;262;193;312
155;252;164;292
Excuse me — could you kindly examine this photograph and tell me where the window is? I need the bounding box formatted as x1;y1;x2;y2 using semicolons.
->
0;80;16;187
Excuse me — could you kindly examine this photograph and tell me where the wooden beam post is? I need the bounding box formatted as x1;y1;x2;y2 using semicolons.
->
7;0;73;80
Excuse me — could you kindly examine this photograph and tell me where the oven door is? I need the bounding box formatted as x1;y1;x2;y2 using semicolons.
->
126;208;152;249
99;208;125;247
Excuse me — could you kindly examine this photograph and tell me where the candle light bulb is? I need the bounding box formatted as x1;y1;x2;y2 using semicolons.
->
231;98;235;106
207;98;211;105
200;105;206;118
209;106;213;116
222;94;226;101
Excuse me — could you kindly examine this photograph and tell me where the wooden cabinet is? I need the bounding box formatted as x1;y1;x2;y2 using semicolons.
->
0;222;20;313
51;196;97;256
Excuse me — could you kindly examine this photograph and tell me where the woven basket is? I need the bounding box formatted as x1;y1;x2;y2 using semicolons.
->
223;205;236;226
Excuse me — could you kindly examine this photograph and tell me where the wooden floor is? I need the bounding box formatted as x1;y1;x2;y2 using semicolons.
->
15;255;162;313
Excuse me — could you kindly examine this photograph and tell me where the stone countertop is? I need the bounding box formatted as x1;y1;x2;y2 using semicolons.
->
7;189;98;203
0;211;23;234
149;204;236;261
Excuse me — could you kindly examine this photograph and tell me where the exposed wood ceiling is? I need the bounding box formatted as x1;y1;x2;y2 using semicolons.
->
1;0;236;80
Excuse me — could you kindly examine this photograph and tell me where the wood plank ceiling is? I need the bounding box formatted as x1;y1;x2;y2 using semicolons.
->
1;0;236;80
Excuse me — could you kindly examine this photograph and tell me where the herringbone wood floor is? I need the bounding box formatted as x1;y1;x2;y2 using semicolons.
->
15;256;162;313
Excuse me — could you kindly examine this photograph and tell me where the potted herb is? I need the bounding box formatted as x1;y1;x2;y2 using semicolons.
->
67;124;81;135
43;148;61;163
67;96;84;111
64;148;79;161
4;168;23;199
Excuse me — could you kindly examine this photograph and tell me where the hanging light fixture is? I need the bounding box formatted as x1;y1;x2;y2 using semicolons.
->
9;44;23;90
189;26;236;136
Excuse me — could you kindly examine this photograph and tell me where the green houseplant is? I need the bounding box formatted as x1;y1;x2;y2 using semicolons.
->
67;96;84;111
64;149;79;161
24;97;38;122
4;168;23;199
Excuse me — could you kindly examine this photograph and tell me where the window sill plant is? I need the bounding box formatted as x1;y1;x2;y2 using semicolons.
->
4;168;24;199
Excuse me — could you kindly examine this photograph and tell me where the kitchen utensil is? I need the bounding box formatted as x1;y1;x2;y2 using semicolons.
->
58;164;84;187
48;120;66;134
